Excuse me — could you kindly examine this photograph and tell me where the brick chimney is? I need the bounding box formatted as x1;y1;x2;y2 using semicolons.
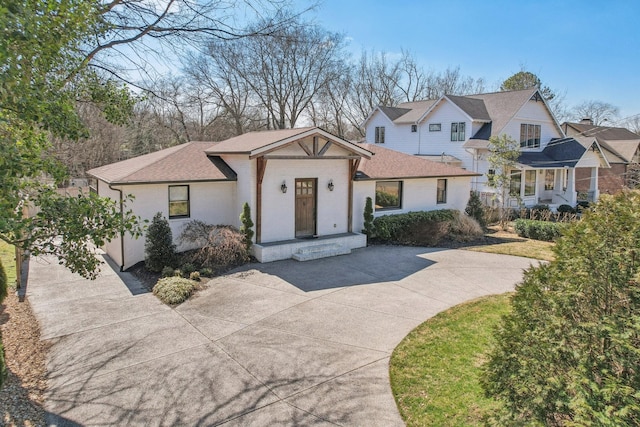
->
580;118;593;125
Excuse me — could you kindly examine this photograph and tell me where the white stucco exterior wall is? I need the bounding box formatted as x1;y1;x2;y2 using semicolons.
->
99;180;237;270
352;177;472;233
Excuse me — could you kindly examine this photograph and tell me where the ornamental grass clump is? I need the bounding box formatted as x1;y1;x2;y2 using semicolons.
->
152;277;199;305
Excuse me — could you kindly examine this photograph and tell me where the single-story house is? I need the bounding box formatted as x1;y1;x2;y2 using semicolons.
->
88;127;479;268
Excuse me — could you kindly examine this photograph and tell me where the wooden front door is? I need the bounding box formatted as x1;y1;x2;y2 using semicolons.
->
295;178;316;237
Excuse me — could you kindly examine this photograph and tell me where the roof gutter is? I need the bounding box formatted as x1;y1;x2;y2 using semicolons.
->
108;183;126;272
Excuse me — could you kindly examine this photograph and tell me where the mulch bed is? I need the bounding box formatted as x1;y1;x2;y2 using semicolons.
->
0;292;49;427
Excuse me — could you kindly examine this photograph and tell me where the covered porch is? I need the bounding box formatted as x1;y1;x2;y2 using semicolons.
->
514;137;607;209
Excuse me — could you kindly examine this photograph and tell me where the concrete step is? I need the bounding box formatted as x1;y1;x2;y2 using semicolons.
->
292;243;351;261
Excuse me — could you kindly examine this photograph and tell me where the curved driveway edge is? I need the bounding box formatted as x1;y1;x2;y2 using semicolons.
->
27;246;536;426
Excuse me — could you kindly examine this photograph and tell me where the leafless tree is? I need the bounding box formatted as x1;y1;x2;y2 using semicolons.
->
571;100;620;125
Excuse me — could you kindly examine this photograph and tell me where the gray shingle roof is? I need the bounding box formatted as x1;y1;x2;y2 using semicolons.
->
379;106;411;121
563;122;640;163
518;138;586;168
446;95;491;121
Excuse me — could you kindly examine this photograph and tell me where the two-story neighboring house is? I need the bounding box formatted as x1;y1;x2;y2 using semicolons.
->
364;88;609;209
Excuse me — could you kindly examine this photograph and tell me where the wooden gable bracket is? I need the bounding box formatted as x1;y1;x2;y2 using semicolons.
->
296;137;333;158
256;157;267;244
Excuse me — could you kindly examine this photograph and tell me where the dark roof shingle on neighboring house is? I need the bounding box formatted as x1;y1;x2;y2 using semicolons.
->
518;137;586;169
87;142;236;184
563;122;640;163
446;95;491;121
355;143;479;180
378;106;411;122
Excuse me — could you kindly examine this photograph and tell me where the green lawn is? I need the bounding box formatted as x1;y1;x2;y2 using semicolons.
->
464;225;556;261
0;240;17;289
390;294;511;426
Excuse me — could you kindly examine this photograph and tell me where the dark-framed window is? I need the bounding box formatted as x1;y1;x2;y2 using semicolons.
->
524;170;536;196
375;126;385;143
437;179;447;204
520;123;541;148
411;124;417;132
429;123;441;132
375;181;402;210
169;185;190;218
451;122;465;141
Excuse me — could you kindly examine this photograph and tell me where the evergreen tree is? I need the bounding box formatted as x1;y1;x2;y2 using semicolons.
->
363;197;374;239
144;213;176;272
239;202;254;250
482;190;640;425
465;191;486;228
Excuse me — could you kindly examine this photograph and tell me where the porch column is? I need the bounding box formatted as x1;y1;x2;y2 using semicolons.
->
590;167;599;202
566;168;577;206
256;157;267;244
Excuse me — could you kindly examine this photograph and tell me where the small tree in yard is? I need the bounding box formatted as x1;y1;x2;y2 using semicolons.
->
482;190;640;425
363;197;374;239
487;134;521;229
465;191;486;228
145;212;176;272
239;202;254;250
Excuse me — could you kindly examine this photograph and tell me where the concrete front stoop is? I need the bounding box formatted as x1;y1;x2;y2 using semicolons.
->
292;243;351;261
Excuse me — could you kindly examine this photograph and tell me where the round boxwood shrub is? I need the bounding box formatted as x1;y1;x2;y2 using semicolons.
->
557;204;576;214
153;277;199;305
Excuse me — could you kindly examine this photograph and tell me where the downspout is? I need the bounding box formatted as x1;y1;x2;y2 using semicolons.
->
108;183;126;271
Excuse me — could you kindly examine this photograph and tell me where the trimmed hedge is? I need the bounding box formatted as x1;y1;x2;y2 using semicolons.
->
514;219;565;242
373;210;458;245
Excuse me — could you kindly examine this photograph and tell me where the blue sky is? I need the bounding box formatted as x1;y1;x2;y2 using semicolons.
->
299;0;640;120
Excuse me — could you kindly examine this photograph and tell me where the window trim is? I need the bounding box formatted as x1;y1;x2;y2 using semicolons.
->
451;122;465;141
437;179;447;204
429;123;441;132
168;185;190;219
375;126;385;144
509;170;522;196
520;123;541;148
524;170;536;196
375;180;403;211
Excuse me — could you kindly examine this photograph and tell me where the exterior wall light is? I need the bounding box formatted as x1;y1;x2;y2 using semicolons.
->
281;181;287;193
327;180;334;191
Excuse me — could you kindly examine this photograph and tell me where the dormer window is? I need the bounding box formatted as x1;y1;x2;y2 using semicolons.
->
375;126;385;144
520;124;541;148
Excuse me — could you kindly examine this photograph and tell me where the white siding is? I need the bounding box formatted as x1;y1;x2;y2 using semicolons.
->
505;99;563;150
415;101;473;169
365;111;419;154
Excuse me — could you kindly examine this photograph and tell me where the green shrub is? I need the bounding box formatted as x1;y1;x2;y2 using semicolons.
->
465;191;486;228
144;212;176;272
199;268;213;277
239;202;254;250
152;277;199;305
373;210;457;246
514;219;564;241
362;196;374;237
161;266;175;278
189;271;201;281
483;190;640;425
557;204;576;214
180;262;196;277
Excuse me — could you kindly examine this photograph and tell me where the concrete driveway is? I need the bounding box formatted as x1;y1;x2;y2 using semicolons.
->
26;246;535;426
